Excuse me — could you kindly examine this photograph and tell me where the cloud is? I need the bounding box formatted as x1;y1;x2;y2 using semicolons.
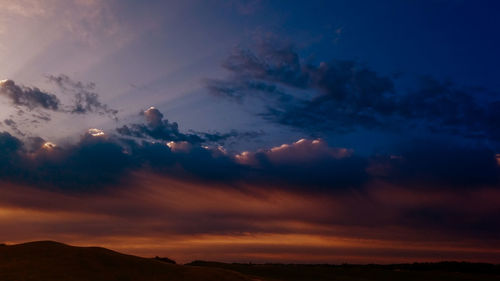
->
235;138;351;166
0;115;498;263
0;130;132;190
208;42;500;142
0;0;130;47
234;138;366;190
0;79;60;110
0;77;118;130
0;76;498;193
47;74;118;118
3;119;25;136
0;120;498;192
372;140;500;188
257;138;352;164
117;106;263;145
0;123;365;191
0;0;47;18
117;107;204;143
196;129;265;147
0;77;119;138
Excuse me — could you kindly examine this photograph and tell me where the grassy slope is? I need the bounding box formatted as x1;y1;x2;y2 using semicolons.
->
188;261;500;281
0;241;252;281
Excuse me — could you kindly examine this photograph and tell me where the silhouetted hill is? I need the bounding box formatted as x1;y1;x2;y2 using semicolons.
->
1;241;499;281
0;241;251;281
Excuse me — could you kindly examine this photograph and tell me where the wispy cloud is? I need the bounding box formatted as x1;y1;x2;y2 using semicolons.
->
47;74;118;118
0;76;118;132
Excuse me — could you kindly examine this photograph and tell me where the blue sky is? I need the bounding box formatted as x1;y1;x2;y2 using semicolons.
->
2;0;499;150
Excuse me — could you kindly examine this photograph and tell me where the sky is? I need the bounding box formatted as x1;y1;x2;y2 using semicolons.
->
0;0;499;264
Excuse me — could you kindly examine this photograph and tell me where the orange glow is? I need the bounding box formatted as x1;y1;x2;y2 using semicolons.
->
42;141;57;149
0;177;499;264
88;128;105;137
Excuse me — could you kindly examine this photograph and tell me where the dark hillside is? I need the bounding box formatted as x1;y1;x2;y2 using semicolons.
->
0;241;251;281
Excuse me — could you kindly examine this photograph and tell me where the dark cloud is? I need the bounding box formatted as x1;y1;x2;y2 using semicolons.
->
0;122;497;192
3;119;25;136
0;131;132;190
117;107;263;145
0;126;366;191
47;74;118;119
117;107;204;143
0;132;23;178
0;77;118;129
0;79;60;110
0;131;22;154
397;77;500;141
197;129;265;145
234;139;367;189
30;112;51;122
208;43;500;141
0;68;497;194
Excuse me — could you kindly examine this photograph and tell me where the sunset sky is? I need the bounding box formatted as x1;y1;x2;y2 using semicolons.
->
0;0;499;264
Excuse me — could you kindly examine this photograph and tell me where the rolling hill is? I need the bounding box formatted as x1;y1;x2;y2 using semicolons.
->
0;241;251;281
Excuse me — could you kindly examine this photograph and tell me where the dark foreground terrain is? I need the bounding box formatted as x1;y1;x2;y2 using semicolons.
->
0;241;251;281
190;261;500;281
1;241;499;281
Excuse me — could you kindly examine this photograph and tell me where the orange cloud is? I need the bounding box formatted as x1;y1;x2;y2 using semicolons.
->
236;138;351;165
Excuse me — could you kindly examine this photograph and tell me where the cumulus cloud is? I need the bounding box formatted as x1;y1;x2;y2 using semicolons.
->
117;106;262;145
208;42;500;141
233;138;366;189
166;141;192;153
0;124;366;191
236;139;351;165
117;107;204;143
0;121;498;192
265;138;352;162
0;130;131;190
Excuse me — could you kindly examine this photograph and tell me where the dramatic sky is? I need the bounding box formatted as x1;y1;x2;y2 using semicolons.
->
0;0;500;264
